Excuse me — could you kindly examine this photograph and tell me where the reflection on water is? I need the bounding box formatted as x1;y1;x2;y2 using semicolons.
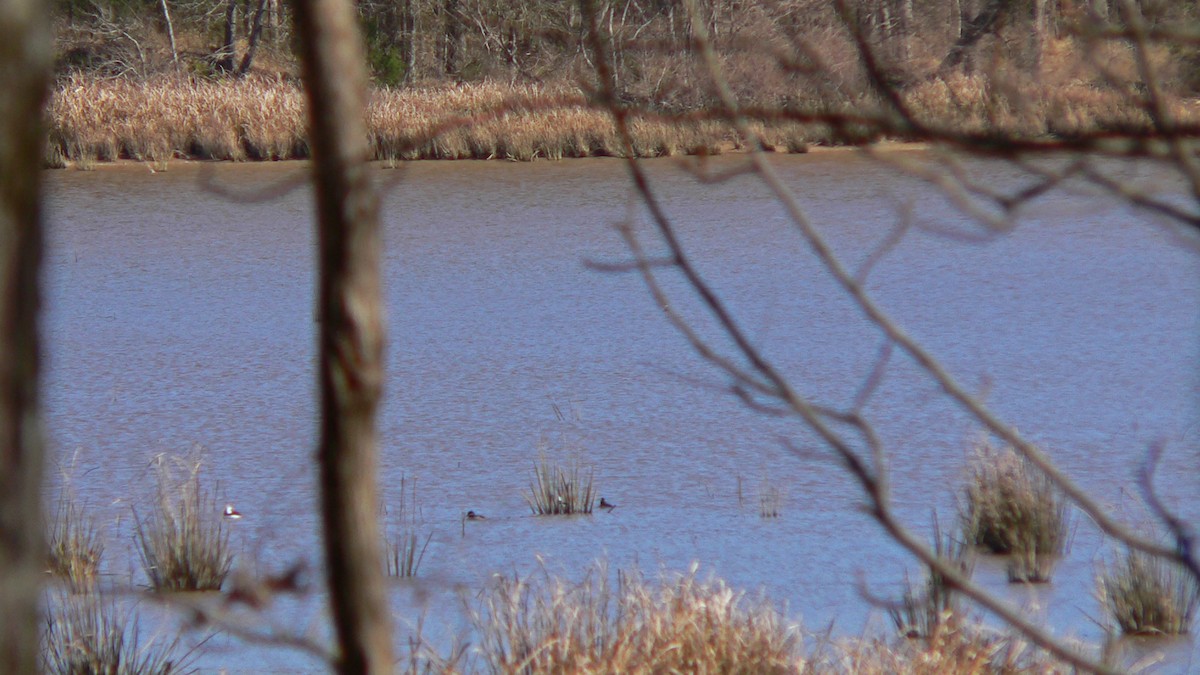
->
43;154;1199;672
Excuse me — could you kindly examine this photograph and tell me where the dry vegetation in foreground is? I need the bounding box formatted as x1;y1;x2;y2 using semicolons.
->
446;561;1073;675
42;591;191;675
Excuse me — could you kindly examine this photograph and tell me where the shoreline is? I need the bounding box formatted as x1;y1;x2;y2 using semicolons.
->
47;139;932;172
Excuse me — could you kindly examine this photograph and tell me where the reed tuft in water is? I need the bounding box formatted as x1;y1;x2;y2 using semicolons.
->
46;492;104;593
386;475;432;578
1098;549;1199;635
959;441;1067;580
760;479;783;518
133;456;233;592
42;591;190;675
889;517;974;639
524;451;595;515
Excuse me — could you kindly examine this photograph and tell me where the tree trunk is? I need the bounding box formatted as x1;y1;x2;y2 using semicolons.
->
939;0;1009;75
443;0;463;77
160;0;179;64
220;0;238;72
237;0;270;75
897;0;913;62
400;0;416;83
1030;0;1047;74
290;0;394;672
0;1;51;672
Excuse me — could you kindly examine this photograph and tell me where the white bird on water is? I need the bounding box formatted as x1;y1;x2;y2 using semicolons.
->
224;504;243;520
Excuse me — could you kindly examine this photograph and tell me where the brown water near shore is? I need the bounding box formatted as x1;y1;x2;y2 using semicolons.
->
43;153;1199;672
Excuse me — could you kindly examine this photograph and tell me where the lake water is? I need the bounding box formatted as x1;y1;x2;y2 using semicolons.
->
43;152;1200;672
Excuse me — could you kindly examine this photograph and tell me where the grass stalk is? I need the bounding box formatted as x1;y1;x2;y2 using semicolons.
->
386;475;432;578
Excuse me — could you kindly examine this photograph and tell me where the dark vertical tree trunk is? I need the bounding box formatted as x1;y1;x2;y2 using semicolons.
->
220;0;239;72
940;0;1009;75
290;0;394;671
400;0;417;83
443;0;463;77
1030;0;1048;74
0;1;51;672
238;0;270;75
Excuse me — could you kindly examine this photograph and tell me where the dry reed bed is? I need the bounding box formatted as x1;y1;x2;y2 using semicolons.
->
48;76;770;166
49;74;1200;168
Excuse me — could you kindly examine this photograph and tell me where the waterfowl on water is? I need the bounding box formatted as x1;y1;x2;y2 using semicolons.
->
466;510;486;520
224;504;243;520
599;498;616;512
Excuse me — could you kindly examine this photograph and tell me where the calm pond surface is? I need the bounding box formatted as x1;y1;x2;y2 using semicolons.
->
44;152;1199;672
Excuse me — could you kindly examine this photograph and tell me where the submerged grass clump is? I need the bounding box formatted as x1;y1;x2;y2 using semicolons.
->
386;475;432;578
1098;549;1199;635
133;455;232;592
42;591;190;675
524;450;595;516
473;562;803;674
46;492;104;593
889;518;974;640
959;441;1067;581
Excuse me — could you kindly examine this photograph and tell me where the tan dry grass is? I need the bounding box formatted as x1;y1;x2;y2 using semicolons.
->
133;455;233;592
830;615;1072;675
959;441;1067;564
1098;549;1199;635
46;492;104;594
472;562;805;674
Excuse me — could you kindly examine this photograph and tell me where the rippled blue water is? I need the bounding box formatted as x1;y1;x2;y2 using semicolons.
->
43;152;1200;672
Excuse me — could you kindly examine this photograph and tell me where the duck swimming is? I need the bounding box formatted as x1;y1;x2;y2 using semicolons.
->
466;510;486;520
223;504;243;520
599;498;616;512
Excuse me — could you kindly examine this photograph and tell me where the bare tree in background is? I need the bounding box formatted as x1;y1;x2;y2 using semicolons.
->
0;0;52;671
291;0;394;671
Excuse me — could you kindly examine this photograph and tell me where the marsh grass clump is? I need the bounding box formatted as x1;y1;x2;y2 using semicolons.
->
836;618;1067;674
959;442;1067;578
889;518;974;639
474;562;803;674
46;492;104;593
133;456;232;592
1098;549;1199;635
760;479;782;518
386;475;432;578
42;591;190;675
524;450;595;516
